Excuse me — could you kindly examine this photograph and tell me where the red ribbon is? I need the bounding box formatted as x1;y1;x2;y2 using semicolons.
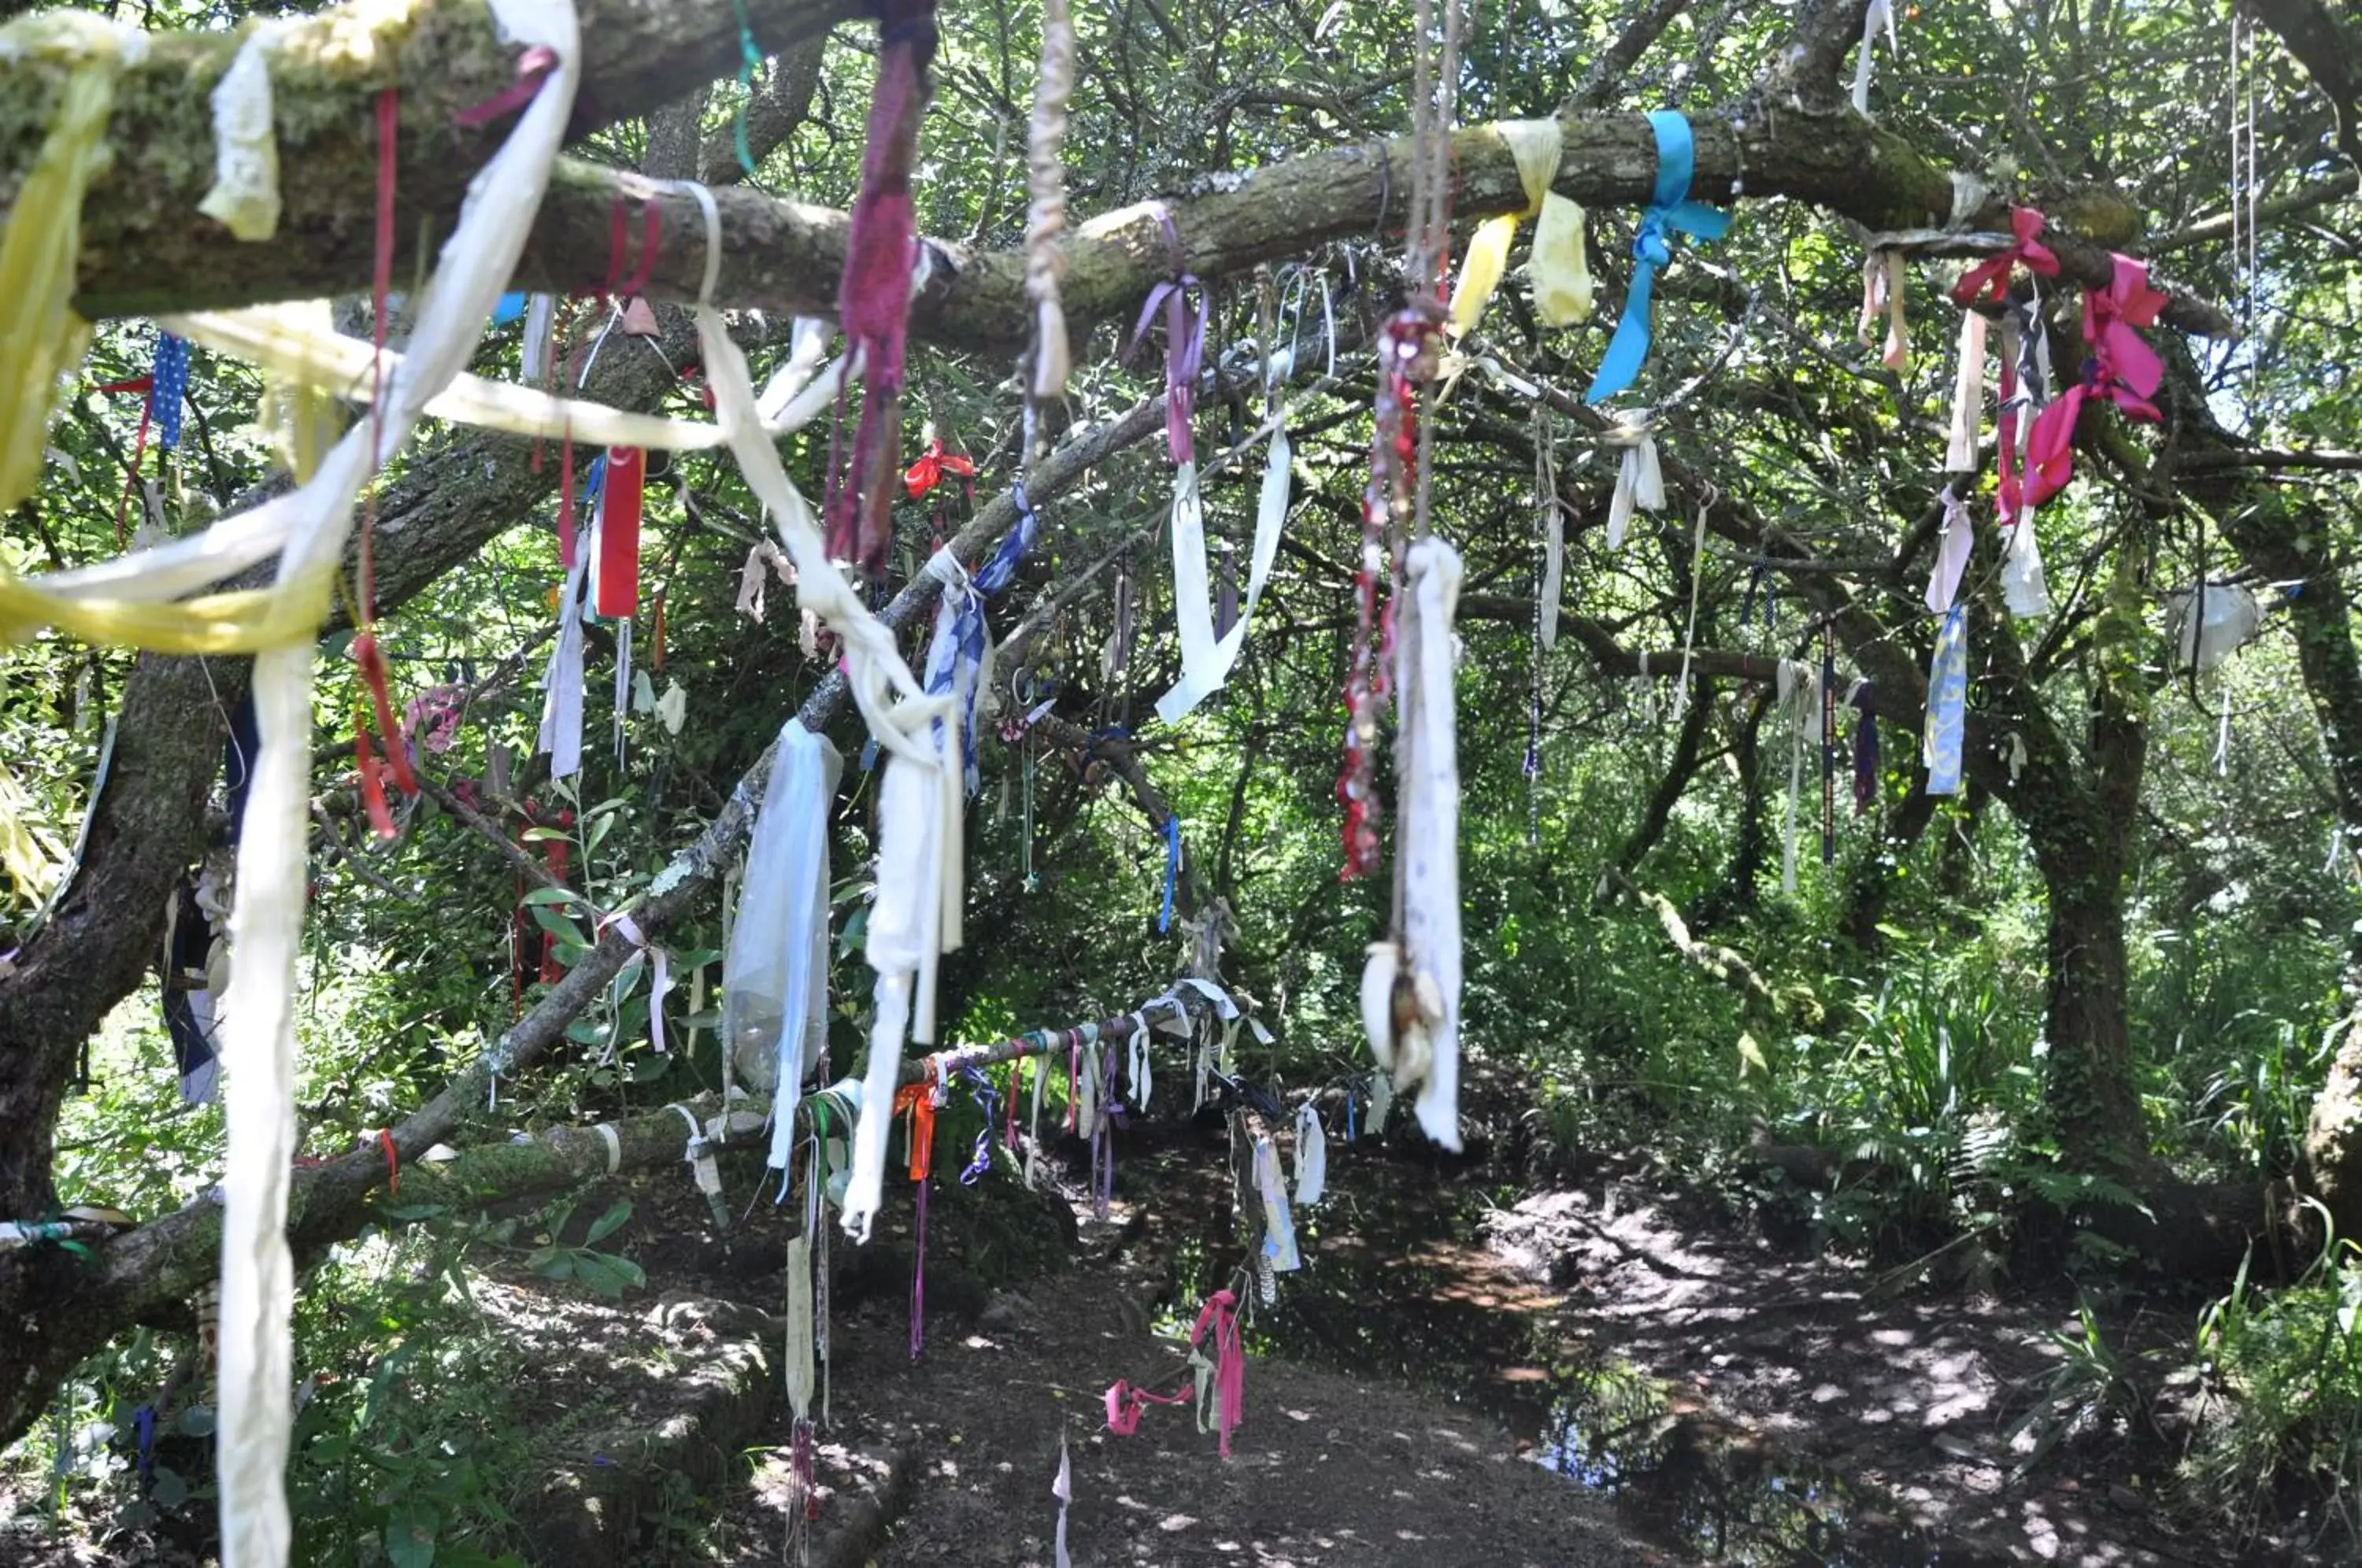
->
595;446;645;618
98;375;155;546
378;1130;402;1194
453;45;557;128
901;438;976;501
2023;254;2168;508
354;715;397;841
598;198;662;304
1950;205;2060;309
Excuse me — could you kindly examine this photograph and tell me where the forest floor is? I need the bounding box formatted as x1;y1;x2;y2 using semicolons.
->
3;1108;2344;1566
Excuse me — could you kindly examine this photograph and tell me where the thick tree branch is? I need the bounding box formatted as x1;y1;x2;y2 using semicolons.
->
2252;0;2362;172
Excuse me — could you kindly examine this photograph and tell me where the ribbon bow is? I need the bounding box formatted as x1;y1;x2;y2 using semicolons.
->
1105;1378;1191;1436
1131;259;1207;464
1586;110;1731;405
2023;254;2168;507
1949;205;2060;308
902;437;976;501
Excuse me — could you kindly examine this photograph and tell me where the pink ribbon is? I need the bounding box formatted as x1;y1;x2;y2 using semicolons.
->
1190;1288;1245;1458
1104;1378;1190;1436
2023;254;2168;508
1950;205;2060;308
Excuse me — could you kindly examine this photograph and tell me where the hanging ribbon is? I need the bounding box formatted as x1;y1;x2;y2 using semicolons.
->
1130;239;1206;465
1776;659;1817;894
1051;1435;1073;1568
1851;0;1898;116
2023;253;2169;508
1603;412;1663;550
1533;193;1594;327
1535;409;1564;648
200;20;288;241
536;551;588;780
1924;605;1968;795
1154;331;1294;725
1849;682;1879;814
893;1076;941;1360
1399;537;1465;1151
1927;483;1973;614
725;718;842;1176
152;332;191;451
828;0;937;572
1585;110;1730;405
1950;206;2060;308
594;446;643;618
921;548;992;797
1189;1289;1245;1459
976;480;1040;596
1157;814;1181;934
1292;1102;1327;1207
1857;249;1908;372
1943;308;1987;472
1253;1131;1301;1273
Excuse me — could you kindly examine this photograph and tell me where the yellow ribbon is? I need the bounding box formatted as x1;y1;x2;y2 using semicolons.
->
1449;119;1584;337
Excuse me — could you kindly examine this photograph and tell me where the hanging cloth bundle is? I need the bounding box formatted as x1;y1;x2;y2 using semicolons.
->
1923;605;1969;795
827;0;938;572
1602;411;1663;550
1996;301;2054;618
725;719;842;1176
1857;249;1908;372
920;549;993;796
1252;1130;1301;1274
1586;110;1730;405
1358;536;1465;1151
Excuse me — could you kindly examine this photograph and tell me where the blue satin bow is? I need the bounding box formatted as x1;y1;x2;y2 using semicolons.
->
1585;110;1731;405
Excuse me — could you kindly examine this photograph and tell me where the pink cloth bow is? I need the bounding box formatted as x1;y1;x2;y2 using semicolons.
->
2023;254;2168;507
1950;206;2060;308
1104;1378;1190;1436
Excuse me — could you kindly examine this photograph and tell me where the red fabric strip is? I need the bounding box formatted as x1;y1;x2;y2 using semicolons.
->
595;447;645;618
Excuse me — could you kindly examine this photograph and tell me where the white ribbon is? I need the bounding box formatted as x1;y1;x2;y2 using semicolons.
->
1927;484;1974;615
536;552;587;779
199;20;291;242
1253;1133;1302;1271
1671;499;1709;722
1851;0;1898;116
1399;536;1464;1152
2001;505;2051;619
1944;308;1987;473
1127;1011;1152;1110
785;1233;816;1421
1155;423;1292;723
1537;417;1565;649
520;293;557;383
1604;414;1662;551
610;913;672;1056
1292;1103;1327;1207
1776;659;1819;895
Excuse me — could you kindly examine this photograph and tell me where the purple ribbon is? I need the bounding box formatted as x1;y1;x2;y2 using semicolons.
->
959;1064;1000;1185
1131;267;1205;465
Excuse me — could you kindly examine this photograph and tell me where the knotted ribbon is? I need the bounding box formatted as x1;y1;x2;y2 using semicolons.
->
1105;1378;1191;1436
1448;118;1565;338
1949;205;2059;308
1602;412;1663;550
1586;110;1730;404
903;436;975;501
1131;237;1206;465
1927;483;1974;616
2023;253;2168;508
921;548;992;797
1851;0;1898;116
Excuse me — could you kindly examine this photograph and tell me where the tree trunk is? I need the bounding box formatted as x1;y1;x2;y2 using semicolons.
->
2042;871;2149;1169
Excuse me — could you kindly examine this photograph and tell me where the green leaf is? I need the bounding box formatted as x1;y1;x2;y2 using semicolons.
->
526;1247;575;1281
380;1204;450;1222
520;886;583;908
528;905;581;941
520;826;572;843
386;1500;440;1568
586;812;617;854
572;1252;634;1298
584;1199;633;1246
150;1465;189;1510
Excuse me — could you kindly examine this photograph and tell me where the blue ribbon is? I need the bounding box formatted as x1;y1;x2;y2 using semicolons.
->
1584;111;1731;405
152;332;190;451
492;290;529;327
1924;607;1968;795
976;482;1040;597
1158;815;1181;933
925;569;992;796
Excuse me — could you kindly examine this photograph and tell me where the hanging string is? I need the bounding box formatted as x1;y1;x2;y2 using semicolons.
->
727;0;766;179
